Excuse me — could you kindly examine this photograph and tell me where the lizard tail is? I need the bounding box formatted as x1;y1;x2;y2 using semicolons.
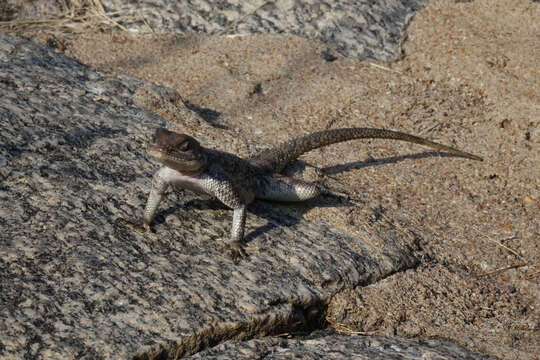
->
249;127;483;172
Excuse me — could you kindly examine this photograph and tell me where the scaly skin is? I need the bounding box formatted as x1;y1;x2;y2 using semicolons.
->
143;127;482;258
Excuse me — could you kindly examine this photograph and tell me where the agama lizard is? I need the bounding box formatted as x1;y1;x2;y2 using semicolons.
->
143;127;482;258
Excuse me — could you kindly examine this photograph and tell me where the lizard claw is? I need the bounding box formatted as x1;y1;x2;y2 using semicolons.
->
229;241;248;261
143;222;154;233
116;218;154;234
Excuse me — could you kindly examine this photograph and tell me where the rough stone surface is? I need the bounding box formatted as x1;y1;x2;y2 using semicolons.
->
2;0;428;62
1;0;538;358
0;33;475;359
106;0;429;61
187;333;493;359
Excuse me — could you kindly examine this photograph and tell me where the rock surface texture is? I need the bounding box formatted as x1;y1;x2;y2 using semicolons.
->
0;34;489;359
2;0;428;62
106;0;430;61
187;333;492;359
2;0;539;358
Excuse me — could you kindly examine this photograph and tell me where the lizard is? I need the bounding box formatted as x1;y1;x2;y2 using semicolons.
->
143;127;482;258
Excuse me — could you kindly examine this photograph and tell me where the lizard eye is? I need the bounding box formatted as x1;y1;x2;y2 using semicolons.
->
179;141;190;151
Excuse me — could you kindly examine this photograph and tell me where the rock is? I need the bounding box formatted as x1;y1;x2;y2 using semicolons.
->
0;33;487;359
0;33;386;358
187;333;493;359
5;0;428;61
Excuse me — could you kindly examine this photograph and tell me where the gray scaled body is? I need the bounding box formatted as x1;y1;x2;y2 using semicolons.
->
143;127;482;258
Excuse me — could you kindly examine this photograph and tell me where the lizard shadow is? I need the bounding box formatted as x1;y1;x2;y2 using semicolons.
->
155;151;473;244
150;190;352;243
244;151;473;244
183;100;228;129
321;151;473;175
147;191;228;228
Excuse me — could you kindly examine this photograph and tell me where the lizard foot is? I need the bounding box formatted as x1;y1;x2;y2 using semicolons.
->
229;241;248;261
143;222;154;233
116;218;153;234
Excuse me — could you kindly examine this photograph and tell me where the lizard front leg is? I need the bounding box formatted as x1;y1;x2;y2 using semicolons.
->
229;205;248;258
143;168;170;230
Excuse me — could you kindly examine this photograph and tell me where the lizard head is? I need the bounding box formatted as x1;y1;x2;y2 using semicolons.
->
148;128;208;174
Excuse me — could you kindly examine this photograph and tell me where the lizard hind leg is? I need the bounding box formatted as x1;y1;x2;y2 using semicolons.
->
255;174;320;202
229;205;248;258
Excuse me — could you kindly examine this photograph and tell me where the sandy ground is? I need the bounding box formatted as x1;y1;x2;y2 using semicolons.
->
2;0;538;358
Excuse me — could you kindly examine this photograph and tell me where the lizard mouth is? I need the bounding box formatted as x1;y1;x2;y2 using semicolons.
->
148;145;208;174
147;146;168;161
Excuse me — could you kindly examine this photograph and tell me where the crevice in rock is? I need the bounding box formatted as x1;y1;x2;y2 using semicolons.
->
134;258;422;359
134;299;327;360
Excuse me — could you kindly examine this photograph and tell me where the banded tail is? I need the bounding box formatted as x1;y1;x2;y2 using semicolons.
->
249;127;483;172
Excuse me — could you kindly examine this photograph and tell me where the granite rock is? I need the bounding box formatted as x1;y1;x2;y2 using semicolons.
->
187;333;493;359
0;34;486;359
4;0;428;62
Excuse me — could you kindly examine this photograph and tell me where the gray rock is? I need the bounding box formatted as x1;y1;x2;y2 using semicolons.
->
0;34;484;359
187;333;493;359
6;0;428;62
102;0;428;61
